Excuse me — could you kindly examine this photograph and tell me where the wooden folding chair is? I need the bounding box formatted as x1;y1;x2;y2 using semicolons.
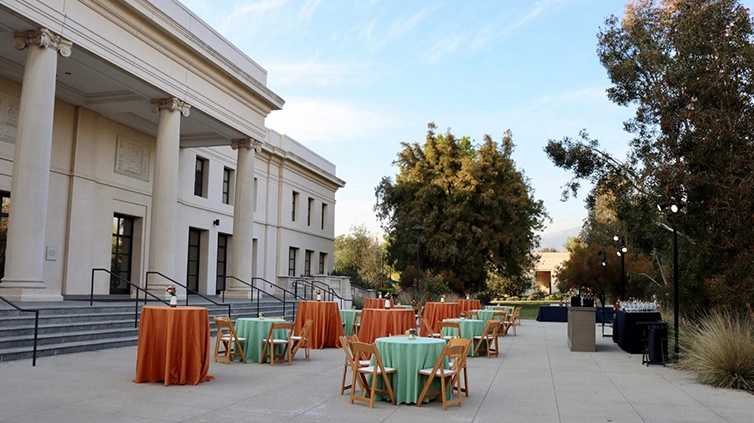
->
260;321;293;366
447;337;472;397
473;320;500;358
502;308;519;336
423;318;442;338
439;321;462;341
291;319;313;361
352;311;362;337
466;311;479;320
213;316;247;364
339;335;369;395
514;306;522;326
349;341;397;408
416;340;467;410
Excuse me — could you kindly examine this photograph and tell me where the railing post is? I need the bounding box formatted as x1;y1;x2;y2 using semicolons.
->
32;311;39;367
90;268;95;306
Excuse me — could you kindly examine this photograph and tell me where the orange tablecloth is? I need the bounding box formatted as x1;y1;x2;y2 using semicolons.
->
421;302;461;336
363;298;394;309
294;301;344;349
358;308;416;344
134;306;214;386
457;299;482;314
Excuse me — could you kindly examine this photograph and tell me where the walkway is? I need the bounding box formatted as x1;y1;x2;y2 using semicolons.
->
1;321;752;422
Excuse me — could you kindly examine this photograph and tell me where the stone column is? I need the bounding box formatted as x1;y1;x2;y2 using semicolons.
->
0;29;72;301
227;138;262;297
148;98;190;292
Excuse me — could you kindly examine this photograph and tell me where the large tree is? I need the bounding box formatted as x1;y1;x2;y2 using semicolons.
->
333;224;388;288
545;0;754;311
375;123;547;294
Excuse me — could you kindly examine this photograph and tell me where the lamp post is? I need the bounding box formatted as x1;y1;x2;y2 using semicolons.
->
413;225;423;271
597;250;608;307
658;202;680;359
613;235;628;302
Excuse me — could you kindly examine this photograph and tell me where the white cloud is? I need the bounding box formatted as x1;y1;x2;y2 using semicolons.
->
424;34;464;65
265;97;399;144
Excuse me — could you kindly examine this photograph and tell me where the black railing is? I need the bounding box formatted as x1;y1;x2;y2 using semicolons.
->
144;271;232;318
292;278;345;308
91;268;168;328
222;276;304;319
251;277;306;318
0;295;39;366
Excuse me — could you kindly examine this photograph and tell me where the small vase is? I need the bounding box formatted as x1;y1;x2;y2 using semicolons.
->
169;296;178;307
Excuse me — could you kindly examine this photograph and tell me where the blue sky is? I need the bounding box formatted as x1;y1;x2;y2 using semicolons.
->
178;0;687;240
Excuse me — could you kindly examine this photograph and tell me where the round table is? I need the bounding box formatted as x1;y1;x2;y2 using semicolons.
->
474;309;506;322
134;306;214;386
358;308;417;344
364;298;394;309
373;336;448;404
442;318;486;356
340;309;359;336
456;299;482;314
422;302;460;336
294;301;344;348
234;317;286;363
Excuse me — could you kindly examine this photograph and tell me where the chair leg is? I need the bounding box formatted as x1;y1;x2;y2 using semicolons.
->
341;358;349;395
416;373;435;407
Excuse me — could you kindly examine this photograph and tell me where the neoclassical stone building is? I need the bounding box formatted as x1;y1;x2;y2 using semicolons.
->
0;0;344;301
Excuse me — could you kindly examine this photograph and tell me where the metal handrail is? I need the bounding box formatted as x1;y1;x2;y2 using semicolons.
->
91;268;168;328
222;276;303;319
293;279;345;308
0;295;39;366
144;271;232;318
252;277;307;318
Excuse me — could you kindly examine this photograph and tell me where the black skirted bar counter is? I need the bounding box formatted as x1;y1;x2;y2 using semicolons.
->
613;310;662;353
537;305;615;323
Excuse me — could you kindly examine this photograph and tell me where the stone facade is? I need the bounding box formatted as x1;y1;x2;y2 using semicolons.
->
0;0;345;301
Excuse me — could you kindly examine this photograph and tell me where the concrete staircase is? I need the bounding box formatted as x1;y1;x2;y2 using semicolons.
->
0;298;299;364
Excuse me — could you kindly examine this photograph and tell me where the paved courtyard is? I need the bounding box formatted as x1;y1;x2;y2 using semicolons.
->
1;321;752;423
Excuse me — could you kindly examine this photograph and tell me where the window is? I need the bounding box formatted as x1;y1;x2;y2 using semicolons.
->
305;250;313;276
216;234;228;294
0;191;9;281
318;252;326;275
291;191;299;221
194;157;206;197
110;214;134;295
321;203;327;230
187;228;202;292
254;177;258;212
288;247;298;276
222;168;233;205
307;198;313;226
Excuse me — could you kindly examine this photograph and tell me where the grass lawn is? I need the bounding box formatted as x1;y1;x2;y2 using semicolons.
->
491;300;561;320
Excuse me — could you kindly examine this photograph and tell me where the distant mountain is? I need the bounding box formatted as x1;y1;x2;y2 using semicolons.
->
537;226;581;251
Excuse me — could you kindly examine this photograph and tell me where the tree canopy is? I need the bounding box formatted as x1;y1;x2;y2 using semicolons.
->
545;0;754;311
333;224;388;289
375;123;547;294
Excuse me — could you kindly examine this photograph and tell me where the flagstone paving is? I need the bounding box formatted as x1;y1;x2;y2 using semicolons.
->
1;321;752;422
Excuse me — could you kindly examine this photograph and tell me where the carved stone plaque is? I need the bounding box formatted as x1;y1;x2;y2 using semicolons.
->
0;92;20;144
114;135;150;182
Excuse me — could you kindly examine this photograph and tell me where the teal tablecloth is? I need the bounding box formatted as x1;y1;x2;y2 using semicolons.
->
396;304;415;310
234;318;286;363
442;318;486;356
340;310;359;336
486;305;511;312
370;336;448;404
475;309;507;322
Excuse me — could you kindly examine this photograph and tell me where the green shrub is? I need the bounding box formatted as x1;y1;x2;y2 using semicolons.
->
351;296;364;310
679;309;754;391
507;296;520;301
545;292;564;301
528;291;545;301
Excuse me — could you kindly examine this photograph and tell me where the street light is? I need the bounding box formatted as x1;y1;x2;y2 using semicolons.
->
597;250;608;307
658;202;680;359
614;235;628;301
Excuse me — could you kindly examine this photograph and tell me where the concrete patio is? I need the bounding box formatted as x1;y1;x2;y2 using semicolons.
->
1;321;752;423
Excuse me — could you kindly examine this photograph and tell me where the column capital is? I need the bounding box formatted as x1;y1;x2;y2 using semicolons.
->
150;98;191;117
232;138;263;153
14;28;73;57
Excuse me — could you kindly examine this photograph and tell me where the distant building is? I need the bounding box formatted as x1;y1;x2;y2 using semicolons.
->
534;252;570;294
0;0;344;301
